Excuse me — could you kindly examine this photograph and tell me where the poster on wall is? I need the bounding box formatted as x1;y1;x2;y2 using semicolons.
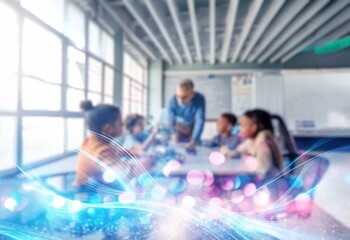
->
231;74;255;116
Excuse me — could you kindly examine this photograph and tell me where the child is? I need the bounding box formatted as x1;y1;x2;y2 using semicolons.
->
74;100;129;188
227;109;283;180
204;113;241;151
120;113;158;155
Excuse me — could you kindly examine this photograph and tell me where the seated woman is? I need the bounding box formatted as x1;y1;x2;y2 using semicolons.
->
74;100;130;189
227;109;283;181
119;113;158;156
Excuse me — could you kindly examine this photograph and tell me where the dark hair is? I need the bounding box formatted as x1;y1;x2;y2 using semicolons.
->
243;109;283;170
125;114;144;132
80;100;121;133
221;113;237;126
243;109;274;136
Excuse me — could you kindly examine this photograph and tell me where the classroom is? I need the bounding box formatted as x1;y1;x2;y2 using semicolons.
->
0;0;350;239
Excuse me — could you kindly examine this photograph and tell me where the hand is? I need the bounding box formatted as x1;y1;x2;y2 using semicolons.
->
186;140;196;149
151;125;158;137
225;150;237;159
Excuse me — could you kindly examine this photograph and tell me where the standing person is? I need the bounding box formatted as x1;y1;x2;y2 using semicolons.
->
167;79;206;149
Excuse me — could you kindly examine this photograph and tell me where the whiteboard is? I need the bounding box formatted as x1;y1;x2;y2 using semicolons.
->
283;72;350;132
164;75;232;119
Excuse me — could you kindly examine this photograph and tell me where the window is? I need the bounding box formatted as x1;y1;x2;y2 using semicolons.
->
0;3;19;112
67;47;86;112
22;117;64;165
0;117;17;171
66;2;85;48
21;0;64;32
66;118;85;151
0;1;116;171
123;53;148;116
88;58;103;105
104;67;114;104
88;21;101;57
102;31;114;65
22;19;62;110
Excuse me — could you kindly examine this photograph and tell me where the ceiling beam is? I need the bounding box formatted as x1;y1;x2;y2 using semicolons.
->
220;0;239;63
144;0;182;64
281;9;350;63
166;0;193;64
231;0;264;63
123;0;173;64
97;0;156;60
247;0;310;63
187;0;202;62
270;1;350;63
257;0;329;63
240;0;285;62
209;0;216;64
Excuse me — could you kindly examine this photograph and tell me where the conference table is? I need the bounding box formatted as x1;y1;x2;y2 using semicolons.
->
152;143;255;177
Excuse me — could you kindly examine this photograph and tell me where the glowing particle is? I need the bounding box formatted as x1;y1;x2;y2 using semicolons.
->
182;196;196;208
220;178;234;191
151;186;167;201
168;179;187;194
242;155;257;171
209;197;222;207
203;171;215;187
103;169;117;183
209;151;225;166
186;170;205;185
243;183;256;196
52;196;65;208
70;200;82;212
119;192;136;204
253;189;270;207
4;198;17;211
232;190;244;203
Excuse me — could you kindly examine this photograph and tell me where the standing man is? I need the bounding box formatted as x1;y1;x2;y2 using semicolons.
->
167;79;206;149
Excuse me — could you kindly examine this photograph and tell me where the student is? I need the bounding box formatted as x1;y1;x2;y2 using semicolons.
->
227;109;283;180
74;100;129;188
203;113;241;150
120;113;158;155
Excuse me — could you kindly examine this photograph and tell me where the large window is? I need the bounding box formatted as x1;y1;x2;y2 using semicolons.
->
0;0;116;171
123;53;148;116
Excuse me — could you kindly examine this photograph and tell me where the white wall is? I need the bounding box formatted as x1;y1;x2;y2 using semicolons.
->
282;71;350;132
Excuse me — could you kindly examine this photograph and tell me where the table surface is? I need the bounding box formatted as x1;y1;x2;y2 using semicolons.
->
153;143;254;176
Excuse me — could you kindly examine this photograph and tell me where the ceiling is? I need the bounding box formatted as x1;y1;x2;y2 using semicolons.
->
77;0;350;66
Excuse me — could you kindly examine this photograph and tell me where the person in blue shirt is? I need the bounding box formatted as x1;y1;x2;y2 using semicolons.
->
167;79;206;149
203;113;241;150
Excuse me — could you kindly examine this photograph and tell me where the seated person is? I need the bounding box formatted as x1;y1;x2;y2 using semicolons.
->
203;113;241;151
74;100;130;188
227;109;283;181
119;113;158;156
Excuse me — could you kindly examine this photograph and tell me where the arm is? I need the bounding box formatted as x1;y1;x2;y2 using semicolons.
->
191;95;206;143
167;96;177;129
140;126;158;151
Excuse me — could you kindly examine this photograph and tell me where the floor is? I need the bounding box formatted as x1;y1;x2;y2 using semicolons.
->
25;152;350;239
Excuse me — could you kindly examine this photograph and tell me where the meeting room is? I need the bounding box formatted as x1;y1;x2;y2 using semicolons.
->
0;0;350;239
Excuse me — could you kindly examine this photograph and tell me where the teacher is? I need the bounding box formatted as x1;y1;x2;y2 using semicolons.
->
167;79;206;149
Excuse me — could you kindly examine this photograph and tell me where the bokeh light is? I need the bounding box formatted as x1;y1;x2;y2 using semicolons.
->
181;196;196;208
220;178;234;191
151;186;167;201
103;169;117;183
253;188;270;207
209;151;225;166
52;196;65;208
242;155;257;171
243;183;256;196
231;190;245;204
119;192;136;204
186;170;205;185
4;197;17;211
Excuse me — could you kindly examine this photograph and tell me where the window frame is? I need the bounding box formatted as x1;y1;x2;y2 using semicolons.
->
0;0;117;177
